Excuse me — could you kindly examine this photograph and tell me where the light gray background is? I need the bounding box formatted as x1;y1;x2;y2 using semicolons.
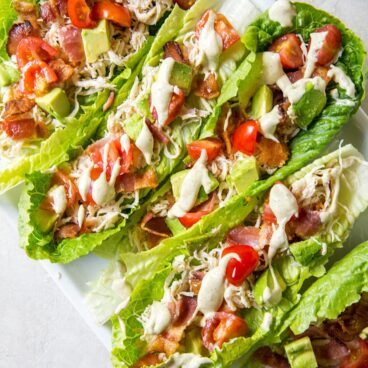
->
0;1;367;367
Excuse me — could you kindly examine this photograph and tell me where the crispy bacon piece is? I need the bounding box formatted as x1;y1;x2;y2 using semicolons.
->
292;209;322;238
40;2;57;23
146;121;169;144
2;98;35;119
115;169;158;193
216;104;235;156
194;73;220;100
140;212;172;238
59;25;85;64
1;118;36;140
13;0;36;13
148;328;182;356
53;0;67;17
259;222;273;249
132;353;161;368
7;21;38;56
252;347;290;368
170;296;197;327
49;58;74;82
102;91;115;112
312;66;333;84
287;69;303;83
163;41;187;63
189;271;204;295
55;223;79;241
226;226;260;248
255;136;289;170
174;0;195;10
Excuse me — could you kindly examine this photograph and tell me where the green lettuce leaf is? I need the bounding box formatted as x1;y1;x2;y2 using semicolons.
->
0;0;17;60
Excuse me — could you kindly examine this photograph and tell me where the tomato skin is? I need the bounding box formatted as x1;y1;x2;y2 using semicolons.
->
202;312;247;351
222;245;259;286
2;119;36;140
92;0;131;27
196;10;240;50
269;33;304;70
179;211;209;228
67;0;97;29
314;24;342;66
16;37;58;69
19;60;58;95
341;339;368;368
232;120;258;156
187;138;222;162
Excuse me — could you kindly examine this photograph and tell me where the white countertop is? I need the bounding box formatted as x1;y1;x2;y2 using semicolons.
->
1;1;367;367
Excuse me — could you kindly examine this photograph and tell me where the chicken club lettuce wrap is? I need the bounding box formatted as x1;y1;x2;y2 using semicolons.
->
85;144;368;368
102;0;366;252
18;0;262;263
0;0;175;193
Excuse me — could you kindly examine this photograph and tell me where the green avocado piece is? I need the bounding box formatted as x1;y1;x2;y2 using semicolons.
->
184;328;207;356
165;217;186;236
0;63;20;87
82;20;111;63
36;88;71;118
285;337;318;368
170;169;218;205
293;88;327;129
228;156;259;194
251;85;273;119
169;61;193;95
35;208;58;233
122;114;144;141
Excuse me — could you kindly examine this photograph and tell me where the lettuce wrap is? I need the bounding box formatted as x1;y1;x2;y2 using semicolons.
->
89;144;368;367
18;0;262;263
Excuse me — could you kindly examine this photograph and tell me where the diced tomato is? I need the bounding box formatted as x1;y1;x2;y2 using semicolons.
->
16;37;58;69
232;120;258;156
179;211;209;228
314;24;342;66
67;0;96;29
1;119;36;140
222;245;259;286
196;10;240;50
341;339;368;368
202;312;247;351
52;170;79;208
269;33;304;70
92;0;131;27
19;61;58;95
187;138;222;162
262;203;277;224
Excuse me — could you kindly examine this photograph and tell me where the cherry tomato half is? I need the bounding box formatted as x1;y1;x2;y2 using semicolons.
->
92;0;131;27
187;138;222;162
232;120;258;156
67;0;97;29
314;24;342;66
179;211;209;228
16;37;58;69
341;339;368;368
222;245;259;286
269;33;304;70
196;10;240;50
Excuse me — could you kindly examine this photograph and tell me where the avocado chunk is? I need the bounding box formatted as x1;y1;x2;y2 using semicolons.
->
293;88;327;129
184;328;207;356
165;217;186;236
285;337;318;368
122;114;143;141
35;208;58;233
171;169;218;206
82;20;111;63
169;61;193;95
228;155;259;194
36;88;71;118
251;85;273;119
0;63;20;87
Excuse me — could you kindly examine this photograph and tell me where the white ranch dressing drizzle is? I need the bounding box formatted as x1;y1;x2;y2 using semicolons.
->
263;266;284;305
268;0;296;27
120;133;131;155
49;185;67;215
78;164;92;202
164;353;212;368
304;32;328;78
319;167;341;223
151;57;175;126
198;9;223;73
168;150;213;218
327;65;356;98
268;183;299;261
261;312;273;331
77;205;85;228
92;143;121;206
197;253;240;317
135;120;154;164
262;52;285;85
141;301;172;336
259;105;282;142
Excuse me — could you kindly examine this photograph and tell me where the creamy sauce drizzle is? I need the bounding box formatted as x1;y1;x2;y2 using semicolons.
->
261;312;273;331
168;150;212;218
151;57;175;126
269;0;296;27
136;120;154;164
263;266;283;305
262;52;285;85
49;185;67;215
77;205;85;228
120;133;131;155
78;164;92;202
304;32;327;78
141;301;172;336
259;105;282;142
327;65;356;98
164;353;212;368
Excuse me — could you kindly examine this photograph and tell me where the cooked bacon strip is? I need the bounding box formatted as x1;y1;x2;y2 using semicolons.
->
193;192;217;212
59;25;85;64
52;0;67;17
140;212;172;238
216;104;234;156
115;169;158;193
49;59;74;82
226;226;260;248
13;0;36;13
1;118;36;140
170;295;197;327
55;223;79;241
2;98;35;119
7;21;38;56
132;353;161;368
252;347;290;368
102;91;115;112
189;271;204;295
255;136;289;171
194;73;220;100
164;41;187;63
292;209;322;238
146;121;169;144
174;0;195;10
40;2;57;23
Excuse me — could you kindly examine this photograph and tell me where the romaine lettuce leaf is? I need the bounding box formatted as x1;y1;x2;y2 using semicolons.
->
0;0;17;60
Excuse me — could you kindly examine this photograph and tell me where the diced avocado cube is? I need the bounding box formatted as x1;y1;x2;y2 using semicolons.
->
165;217;186;236
169;61;193;94
0;63;20;87
285;337;318;368
170;169;218;206
35;208;58;233
82;20;111;63
293;89;327;129
36;88;71;118
122;114;144;142
228;156;259;194
185;328;207;356
251;84;273;119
